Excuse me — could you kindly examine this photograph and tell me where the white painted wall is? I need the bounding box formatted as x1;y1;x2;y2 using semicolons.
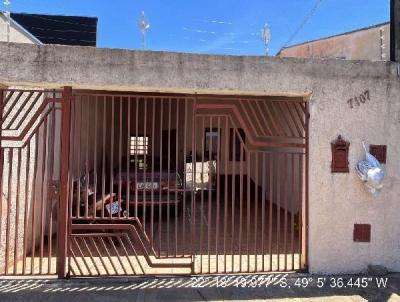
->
308;83;400;274
0;13;38;44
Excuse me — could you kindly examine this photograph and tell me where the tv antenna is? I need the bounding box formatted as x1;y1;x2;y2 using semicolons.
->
138;11;150;49
261;23;271;55
4;0;11;42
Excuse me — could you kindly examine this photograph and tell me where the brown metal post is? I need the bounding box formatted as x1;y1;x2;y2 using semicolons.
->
57;86;72;278
0;89;3;274
303;101;310;271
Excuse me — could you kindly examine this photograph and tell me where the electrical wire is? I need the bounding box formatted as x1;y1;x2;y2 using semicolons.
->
282;0;324;48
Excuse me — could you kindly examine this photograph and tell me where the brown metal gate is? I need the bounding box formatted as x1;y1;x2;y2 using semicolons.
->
193;98;308;274
0;88;308;278
67;93;196;276
66;92;308;277
0;88;68;276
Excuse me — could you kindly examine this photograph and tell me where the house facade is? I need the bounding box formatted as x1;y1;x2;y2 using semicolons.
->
0;42;399;277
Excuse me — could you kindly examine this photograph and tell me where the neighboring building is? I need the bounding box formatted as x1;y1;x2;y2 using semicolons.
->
0;12;97;46
0;11;40;44
277;22;390;61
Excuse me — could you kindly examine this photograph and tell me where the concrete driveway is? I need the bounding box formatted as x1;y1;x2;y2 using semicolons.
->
0;273;399;302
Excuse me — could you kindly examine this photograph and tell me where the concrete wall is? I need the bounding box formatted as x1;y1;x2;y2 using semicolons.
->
0;42;399;274
278;23;390;61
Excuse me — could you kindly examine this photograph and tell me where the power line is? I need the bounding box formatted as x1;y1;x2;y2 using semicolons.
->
282;0;323;48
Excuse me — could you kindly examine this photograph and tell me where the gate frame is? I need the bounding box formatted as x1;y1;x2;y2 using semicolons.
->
56;86;72;278
304;101;309;272
55;89;310;277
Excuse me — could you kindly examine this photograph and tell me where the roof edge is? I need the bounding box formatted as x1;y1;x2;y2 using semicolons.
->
9;11;98;20
277;21;390;55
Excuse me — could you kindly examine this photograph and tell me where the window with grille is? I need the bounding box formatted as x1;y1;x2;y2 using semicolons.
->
130;136;149;155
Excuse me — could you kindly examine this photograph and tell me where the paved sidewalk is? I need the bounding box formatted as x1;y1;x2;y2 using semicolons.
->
0;273;399;302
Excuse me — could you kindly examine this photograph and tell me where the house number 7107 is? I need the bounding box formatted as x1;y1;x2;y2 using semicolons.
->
347;90;370;109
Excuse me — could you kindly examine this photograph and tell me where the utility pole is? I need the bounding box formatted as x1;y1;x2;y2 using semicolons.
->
390;0;400;61
138;11;150;50
261;23;271;56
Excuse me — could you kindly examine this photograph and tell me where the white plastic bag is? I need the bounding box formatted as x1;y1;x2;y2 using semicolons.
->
355;142;385;197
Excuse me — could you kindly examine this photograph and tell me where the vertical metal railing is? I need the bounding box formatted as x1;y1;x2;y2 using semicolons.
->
8;91;309;277
192;98;307;274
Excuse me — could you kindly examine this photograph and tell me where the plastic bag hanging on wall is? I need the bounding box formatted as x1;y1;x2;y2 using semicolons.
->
355;141;385;197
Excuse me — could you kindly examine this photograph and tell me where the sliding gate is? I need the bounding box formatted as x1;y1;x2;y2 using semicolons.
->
67;93;308;276
0;88;308;277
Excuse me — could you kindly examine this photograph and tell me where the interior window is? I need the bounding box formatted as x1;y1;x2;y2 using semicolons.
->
130;136;149;169
130;136;149;155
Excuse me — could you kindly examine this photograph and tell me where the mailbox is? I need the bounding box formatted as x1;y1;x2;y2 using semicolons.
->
331;135;350;173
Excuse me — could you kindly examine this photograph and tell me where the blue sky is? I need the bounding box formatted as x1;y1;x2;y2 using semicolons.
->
4;0;390;55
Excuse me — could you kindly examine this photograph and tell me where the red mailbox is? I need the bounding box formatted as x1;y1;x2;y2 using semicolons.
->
331;135;350;173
